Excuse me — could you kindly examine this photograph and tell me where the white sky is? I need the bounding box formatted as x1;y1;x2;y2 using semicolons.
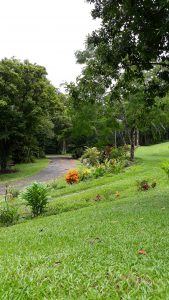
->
0;0;99;89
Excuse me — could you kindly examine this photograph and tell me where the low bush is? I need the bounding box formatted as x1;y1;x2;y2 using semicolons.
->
137;180;157;191
21;182;48;217
110;146;129;160
0;206;19;226
65;169;80;184
80;168;92;181
92;165;106;178
81;147;100;166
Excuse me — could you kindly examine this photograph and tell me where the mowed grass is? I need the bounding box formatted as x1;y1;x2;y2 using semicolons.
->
0;158;49;183
1;143;169;299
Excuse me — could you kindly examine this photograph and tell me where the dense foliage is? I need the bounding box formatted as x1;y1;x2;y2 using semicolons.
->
0;58;67;170
66;0;169;160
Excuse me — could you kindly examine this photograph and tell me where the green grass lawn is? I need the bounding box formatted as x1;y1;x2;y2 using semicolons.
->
0;158;49;183
1;143;169;299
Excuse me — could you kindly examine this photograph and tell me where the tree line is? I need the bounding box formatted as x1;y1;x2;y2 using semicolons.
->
1;1;169;169
66;0;169;160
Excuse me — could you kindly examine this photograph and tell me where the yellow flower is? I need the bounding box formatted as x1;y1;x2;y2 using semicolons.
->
83;168;91;176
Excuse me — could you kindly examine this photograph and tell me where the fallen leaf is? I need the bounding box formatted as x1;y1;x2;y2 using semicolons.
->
138;249;147;255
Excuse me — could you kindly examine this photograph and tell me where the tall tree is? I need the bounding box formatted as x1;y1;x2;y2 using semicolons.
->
0;58;62;170
86;0;169;76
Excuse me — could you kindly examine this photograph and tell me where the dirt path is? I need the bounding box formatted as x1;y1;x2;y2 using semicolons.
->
0;157;76;194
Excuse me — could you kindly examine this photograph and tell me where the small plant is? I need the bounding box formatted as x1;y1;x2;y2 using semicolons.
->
65;169;80;184
0;185;19;226
104;159;124;174
0;206;19;226
47;180;58;190
80;168;92;181
92;165;105;178
8;187;20;199
21;182;48;217
95;194;102;202
110;146;127;160
81;147;100;166
137;180;157;191
161;162;169;178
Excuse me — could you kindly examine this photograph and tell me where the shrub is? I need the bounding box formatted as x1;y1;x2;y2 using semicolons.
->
21;182;48;217
104;159;124;174
8;187;20;199
65;169;80;184
0;206;19;226
100;146;113;162
81;147;100;166
80;168;92;181
137;180;157;191
110;146;128;160
161;162;169;178
92;165;105;178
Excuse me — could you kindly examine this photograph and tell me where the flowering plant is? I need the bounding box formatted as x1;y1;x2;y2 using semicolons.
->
137;180;156;191
65;169;80;184
80;168;92;181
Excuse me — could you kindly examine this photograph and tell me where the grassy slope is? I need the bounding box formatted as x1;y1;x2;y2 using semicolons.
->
1;143;169;299
0;158;49;183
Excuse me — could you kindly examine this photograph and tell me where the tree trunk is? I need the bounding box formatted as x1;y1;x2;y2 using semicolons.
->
135;129;139;147
114;130;117;147
130;127;136;161
62;139;66;154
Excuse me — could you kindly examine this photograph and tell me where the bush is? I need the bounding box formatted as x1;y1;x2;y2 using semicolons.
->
21;182;48;217
104;159;124;174
0;206;19;226
65;169;80;184
80;168;92;181
137;180;157;191
81;147;100;166
110;146;128;160
8;187;20;199
100;146;113;162
100;145;129;163
92;165;105;178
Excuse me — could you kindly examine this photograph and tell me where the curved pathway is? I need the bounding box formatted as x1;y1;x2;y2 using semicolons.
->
0;157;76;194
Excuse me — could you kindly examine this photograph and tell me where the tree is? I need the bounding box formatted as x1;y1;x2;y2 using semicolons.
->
86;0;169;76
0;58;62;170
68;1;169;160
45;92;72;154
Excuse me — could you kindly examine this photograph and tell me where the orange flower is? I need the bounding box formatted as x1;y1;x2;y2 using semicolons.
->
65;169;80;184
